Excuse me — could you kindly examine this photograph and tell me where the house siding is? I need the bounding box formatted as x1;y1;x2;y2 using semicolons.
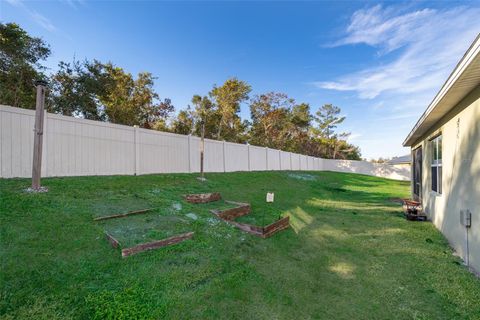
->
411;85;480;274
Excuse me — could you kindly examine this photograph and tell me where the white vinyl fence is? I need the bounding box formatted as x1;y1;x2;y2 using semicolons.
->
0;105;410;180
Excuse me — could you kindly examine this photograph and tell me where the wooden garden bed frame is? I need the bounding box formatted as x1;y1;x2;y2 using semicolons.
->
93;208;155;221
210;201;290;238
121;232;194;257
104;231;194;258
97;206;194;258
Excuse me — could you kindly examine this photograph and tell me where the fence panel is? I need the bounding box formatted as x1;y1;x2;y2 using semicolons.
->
204;139;224;172
291;153;300;170
0;106;35;178
299;155;307;170
138;129;189;174
0;105;410;180
189;135;201;173
280;151;291;170
249;146;267;171
307;156;314;170
46;114;134;176
267;148;280;170
225;142;248;172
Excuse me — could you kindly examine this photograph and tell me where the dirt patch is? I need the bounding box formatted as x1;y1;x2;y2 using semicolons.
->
184;192;221;204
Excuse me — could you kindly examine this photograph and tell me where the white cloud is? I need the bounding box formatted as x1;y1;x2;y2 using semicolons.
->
313;5;480;158
312;4;480;159
315;5;480;100
61;0;86;10
347;132;362;142
5;0;56;32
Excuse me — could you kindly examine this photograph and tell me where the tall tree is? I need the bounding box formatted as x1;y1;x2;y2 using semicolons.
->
132;72;174;129
100;63;174;128
209;78;251;141
171;107;195;135
50;60;174;128
49;59;107;120
314;104;345;139
0;23;50;109
190;95;219;139
312;104;360;159
249;92;294;149
286;102;312;152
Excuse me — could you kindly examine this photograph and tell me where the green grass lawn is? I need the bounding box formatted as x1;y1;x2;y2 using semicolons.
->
1;171;479;319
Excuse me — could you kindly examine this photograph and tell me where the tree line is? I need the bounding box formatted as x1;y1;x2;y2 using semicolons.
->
0;23;361;160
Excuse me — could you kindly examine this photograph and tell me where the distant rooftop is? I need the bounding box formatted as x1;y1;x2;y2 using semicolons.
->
388;154;411;165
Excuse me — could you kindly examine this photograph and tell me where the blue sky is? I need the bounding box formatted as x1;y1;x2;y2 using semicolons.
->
2;1;479;159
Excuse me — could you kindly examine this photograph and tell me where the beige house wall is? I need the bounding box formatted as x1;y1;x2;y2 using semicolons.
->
411;85;480;273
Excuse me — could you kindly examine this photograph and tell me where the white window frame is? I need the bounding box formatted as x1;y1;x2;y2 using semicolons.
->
430;134;442;194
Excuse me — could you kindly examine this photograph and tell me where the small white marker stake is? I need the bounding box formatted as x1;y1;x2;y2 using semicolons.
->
266;192;274;203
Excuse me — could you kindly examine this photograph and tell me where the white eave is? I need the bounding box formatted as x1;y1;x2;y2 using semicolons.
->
403;33;480;147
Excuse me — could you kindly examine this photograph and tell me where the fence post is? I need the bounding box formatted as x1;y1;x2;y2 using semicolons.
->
188;134;192;173
247;143;251;171
31;80;47;190
265;147;269;170
134;125;140;175
278;150;282;170
223;140;226;172
289;152;293;171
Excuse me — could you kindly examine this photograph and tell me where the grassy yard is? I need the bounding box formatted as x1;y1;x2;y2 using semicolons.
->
1;171;479;319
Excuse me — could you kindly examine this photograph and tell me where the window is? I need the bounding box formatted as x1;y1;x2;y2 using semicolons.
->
431;135;442;193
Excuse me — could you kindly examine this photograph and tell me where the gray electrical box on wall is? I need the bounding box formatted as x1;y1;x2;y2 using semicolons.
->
460;210;472;228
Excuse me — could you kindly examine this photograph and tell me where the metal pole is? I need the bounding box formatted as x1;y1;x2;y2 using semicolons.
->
32;80;47;190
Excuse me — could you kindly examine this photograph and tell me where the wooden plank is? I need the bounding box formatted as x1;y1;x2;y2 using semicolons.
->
225;220;263;236
93;208;155;221
121;232;194;258
105;232;120;248
211;204;250;220
224;200;249;206
262;216;290;238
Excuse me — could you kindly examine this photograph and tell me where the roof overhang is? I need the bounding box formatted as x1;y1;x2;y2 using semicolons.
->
403;34;480;147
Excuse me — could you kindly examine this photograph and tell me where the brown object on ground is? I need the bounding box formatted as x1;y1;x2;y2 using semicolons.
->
402;199;427;221
121;232;194;258
226;220;264;236
210;201;290;238
211;203;251;220
262;216;290;238
225;216;290;238
93;208;155;221
184;192;221;203
105;232;120;248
